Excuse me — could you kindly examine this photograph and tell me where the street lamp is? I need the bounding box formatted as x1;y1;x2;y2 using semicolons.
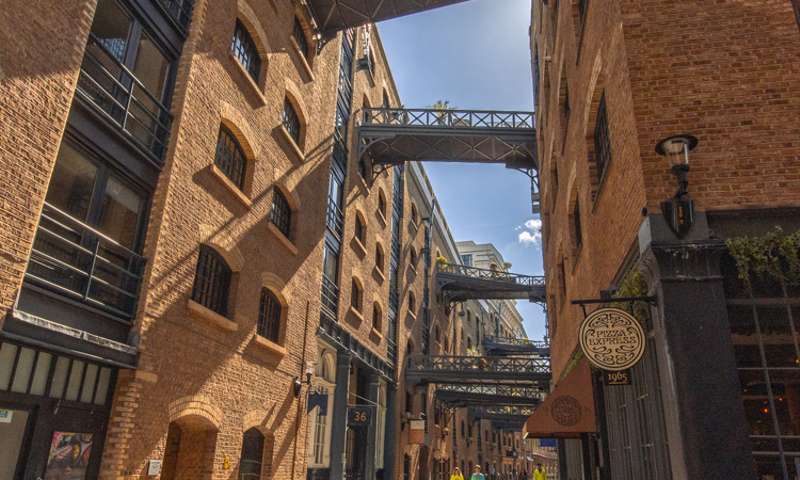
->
656;134;698;237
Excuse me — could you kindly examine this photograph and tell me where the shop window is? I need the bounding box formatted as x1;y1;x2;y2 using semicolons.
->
270;189;292;239
282;98;302;146
231;20;261;81
191;245;232;316
257;288;281;343
239;428;264;479
215;126;247;190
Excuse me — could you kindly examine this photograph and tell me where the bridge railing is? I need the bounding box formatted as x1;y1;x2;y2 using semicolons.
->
361;108;535;130
437;262;545;288
407;354;550;376
437;384;546;399
483;336;550;349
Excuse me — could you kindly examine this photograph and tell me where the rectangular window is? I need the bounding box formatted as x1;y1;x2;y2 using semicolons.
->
461;254;473;267
231;20;261;81
594;94;612;183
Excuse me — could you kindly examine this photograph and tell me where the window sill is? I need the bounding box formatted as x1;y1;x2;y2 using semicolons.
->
369;327;384;343
290;37;315;81
373;266;386;284
375;210;388;228
347;306;364;325
279;125;306;162
252;334;288;359
351;237;367;257
229;53;267;107
187;299;238;332
267;222;299;255
209;164;253;209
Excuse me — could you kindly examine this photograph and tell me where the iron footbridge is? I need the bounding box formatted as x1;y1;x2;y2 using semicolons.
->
436;263;546;304
482;336;550;356
406;354;550;387
435;384;545;407
470;406;535;430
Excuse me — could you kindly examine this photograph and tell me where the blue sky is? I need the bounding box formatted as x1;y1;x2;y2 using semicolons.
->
377;0;547;340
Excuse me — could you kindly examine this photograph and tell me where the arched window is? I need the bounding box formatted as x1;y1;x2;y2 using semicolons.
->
377;190;387;218
257;288;281;342
239;428;264;480
351;278;363;312
270;189;292;238
408;291;416;314
410;203;418;225
372;302;382;331
354;214;366;245
409;246;418;267
231;20;261;81
282;98;302;145
192;245;232;316
215;126;247;190
292;17;310;59
375;244;384;272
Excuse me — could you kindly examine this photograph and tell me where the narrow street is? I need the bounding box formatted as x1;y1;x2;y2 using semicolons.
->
0;1;798;480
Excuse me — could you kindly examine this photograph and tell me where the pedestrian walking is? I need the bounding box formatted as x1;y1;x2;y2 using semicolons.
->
470;465;487;480
532;463;546;480
450;467;465;480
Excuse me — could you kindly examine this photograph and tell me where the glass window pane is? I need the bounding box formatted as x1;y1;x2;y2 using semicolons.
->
49;357;71;399
90;0;132;62
10;348;36;393
30;352;53;396
0;343;18;390
65;360;86;401
97;176;144;249
80;364;99;403
134;33;170;101
46;144;99;222
94;367;112;405
240;428;264;480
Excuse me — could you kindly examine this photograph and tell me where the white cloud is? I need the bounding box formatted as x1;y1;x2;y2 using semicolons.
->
517;218;543;246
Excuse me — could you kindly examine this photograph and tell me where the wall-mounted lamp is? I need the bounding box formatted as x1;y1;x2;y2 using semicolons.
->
656;134;698;237
293;361;315;397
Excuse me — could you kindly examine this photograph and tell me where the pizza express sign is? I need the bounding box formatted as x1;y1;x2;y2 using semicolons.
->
579;308;646;372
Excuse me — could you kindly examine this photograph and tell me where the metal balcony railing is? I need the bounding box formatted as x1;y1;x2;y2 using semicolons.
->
25;202;146;320
438;263;545;287
483;336;549;349
362;108;534;130
77;33;172;163
407;354;550;378
155;0;194;33
321;275;339;320
326;203;345;239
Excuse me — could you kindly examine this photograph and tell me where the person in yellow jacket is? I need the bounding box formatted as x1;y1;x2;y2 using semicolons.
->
449;466;465;480
532;463;547;480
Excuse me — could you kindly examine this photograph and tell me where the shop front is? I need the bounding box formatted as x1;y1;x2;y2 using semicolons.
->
0;340;116;480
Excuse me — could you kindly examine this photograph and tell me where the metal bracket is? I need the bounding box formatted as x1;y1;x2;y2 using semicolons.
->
571;295;657;318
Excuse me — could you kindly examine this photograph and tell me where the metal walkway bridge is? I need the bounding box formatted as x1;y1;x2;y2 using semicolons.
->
436;384;544;407
436;263;546;304
406;354;550;386
471;406;535;430
358;108;541;213
482;336;551;356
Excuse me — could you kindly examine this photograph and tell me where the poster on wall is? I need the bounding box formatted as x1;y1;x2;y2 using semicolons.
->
44;432;93;480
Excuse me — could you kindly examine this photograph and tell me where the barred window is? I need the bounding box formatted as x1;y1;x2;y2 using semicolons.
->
593;94;612;183
293;18;310;59
192;245;231;316
270;189;292;238
215;126;247;190
231;20;261;81
282;99;302;145
257;288;281;342
239;428;264;480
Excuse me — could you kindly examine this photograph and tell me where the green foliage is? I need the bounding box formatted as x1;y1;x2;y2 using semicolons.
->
726;227;800;286
610;269;650;321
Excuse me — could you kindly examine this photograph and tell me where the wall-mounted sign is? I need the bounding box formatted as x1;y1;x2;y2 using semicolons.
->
579;308;646;372
604;370;632;386
0;409;13;423
347;406;373;428
147;459;162;476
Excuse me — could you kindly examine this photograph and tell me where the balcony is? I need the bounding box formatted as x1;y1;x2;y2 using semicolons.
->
24;203;146;320
321;275;339;321
76;33;172;164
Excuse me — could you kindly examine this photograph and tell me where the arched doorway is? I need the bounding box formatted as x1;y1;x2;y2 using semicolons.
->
160;415;219;480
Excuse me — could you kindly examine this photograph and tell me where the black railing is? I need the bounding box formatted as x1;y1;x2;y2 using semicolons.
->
437;384;545;399
326;203;345;239
483;336;550;349
438;263;545;287
362;108;535;130
25;203;146;320
407;354;550;376
321;275;339;320
155;0;194;33
77;33;172;163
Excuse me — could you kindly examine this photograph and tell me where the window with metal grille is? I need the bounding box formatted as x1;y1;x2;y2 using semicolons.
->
293;18;310;59
239;428;264;480
593;94;612;184
351;279;362;312
354;215;366;245
214;126;247;190
231;20;261;81
282;98;302;146
257;288;281;342
270;189;292;238
192;245;231;316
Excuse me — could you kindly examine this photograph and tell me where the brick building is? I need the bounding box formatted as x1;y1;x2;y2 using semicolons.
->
529;0;800;479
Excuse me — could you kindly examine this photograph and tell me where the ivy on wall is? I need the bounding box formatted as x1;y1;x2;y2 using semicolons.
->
726;227;800;286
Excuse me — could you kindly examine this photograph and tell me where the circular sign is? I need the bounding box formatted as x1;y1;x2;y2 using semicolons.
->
551;395;581;427
579;307;646;371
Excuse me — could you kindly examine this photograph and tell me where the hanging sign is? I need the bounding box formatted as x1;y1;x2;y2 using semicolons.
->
579;308;646;372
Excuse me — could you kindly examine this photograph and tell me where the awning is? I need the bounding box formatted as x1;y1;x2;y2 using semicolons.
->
522;358;596;438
